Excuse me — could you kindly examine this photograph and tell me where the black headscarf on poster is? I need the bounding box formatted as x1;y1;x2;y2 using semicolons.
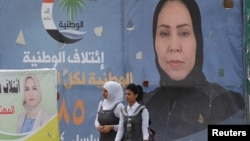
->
152;0;208;87
145;0;245;140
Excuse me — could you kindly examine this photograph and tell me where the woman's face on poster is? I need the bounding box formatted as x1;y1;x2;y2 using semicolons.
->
155;1;196;81
24;77;40;106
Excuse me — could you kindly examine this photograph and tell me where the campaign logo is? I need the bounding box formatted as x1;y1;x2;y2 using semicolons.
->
41;0;86;44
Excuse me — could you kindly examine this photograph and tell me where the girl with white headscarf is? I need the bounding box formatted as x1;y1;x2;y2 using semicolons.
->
95;81;124;141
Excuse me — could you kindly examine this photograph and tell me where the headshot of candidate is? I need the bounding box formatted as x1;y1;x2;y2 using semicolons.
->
16;74;52;133
144;0;245;140
152;0;206;87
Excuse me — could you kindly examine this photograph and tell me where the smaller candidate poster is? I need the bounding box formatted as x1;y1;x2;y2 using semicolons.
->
0;68;59;141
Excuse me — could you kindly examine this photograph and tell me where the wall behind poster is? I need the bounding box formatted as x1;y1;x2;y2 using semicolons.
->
0;0;245;140
244;0;250;123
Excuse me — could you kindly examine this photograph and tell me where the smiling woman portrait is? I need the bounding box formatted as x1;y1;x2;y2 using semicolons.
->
16;74;52;133
144;0;245;141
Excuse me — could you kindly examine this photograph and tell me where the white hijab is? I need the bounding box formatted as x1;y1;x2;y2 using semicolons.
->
101;81;123;110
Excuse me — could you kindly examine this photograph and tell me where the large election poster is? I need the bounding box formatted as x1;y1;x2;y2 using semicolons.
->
0;69;59;141
0;0;247;141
